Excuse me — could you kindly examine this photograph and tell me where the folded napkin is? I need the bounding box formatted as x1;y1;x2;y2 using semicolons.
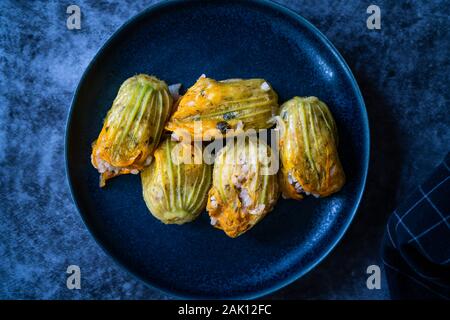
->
382;152;450;299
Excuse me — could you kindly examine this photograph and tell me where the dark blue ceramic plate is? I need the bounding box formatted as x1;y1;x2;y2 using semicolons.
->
66;0;369;299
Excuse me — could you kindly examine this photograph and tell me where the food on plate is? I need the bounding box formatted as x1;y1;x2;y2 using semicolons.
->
141;138;212;224
91;74;173;187
277;96;345;200
207;137;279;237
165;76;278;140
89;71;347;236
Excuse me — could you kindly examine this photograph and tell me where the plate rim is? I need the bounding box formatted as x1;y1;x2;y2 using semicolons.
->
65;0;370;299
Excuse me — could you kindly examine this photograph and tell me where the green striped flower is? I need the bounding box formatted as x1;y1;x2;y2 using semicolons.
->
165;77;279;140
141;139;212;224
207;138;279;238
91;74;173;186
278;96;345;200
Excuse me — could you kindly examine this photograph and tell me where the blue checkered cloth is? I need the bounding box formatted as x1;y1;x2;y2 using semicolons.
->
382;152;450;299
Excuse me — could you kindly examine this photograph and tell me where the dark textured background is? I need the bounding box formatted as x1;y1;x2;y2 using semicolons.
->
0;0;448;299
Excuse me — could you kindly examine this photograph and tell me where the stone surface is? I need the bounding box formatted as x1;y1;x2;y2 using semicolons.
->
0;0;448;299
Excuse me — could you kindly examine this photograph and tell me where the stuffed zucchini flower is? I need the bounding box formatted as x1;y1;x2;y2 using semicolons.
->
207;138;279;237
166;76;278;140
91;74;173;187
141;138;212;224
278;96;345;200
